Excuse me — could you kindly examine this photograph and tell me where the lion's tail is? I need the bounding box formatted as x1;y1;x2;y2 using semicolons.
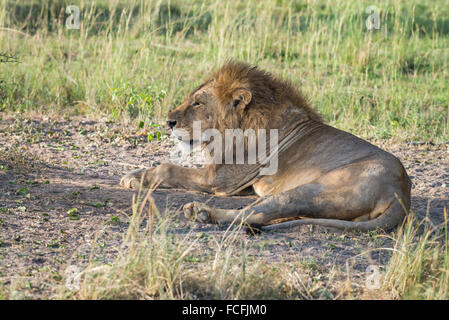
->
261;197;409;232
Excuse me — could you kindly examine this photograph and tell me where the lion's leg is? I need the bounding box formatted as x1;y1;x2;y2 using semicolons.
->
120;168;148;189
183;181;404;230
184;201;257;224
120;163;216;193
184;183;333;225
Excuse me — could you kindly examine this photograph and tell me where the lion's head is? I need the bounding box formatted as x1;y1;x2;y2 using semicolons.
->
166;61;322;145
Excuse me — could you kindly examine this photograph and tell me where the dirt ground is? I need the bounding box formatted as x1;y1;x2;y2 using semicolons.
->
0;115;448;299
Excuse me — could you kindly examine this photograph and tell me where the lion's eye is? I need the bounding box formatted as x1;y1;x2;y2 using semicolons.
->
192;101;200;107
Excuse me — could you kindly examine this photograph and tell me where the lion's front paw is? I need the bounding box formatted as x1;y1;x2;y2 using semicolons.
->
183;202;211;223
120;168;147;189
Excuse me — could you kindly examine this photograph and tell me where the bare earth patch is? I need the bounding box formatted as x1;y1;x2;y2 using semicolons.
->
0;115;447;299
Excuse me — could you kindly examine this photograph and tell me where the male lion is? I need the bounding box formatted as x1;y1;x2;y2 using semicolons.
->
120;62;411;232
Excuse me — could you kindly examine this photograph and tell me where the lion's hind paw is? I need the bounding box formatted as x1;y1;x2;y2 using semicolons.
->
183;202;211;223
119;174;140;189
119;168;148;189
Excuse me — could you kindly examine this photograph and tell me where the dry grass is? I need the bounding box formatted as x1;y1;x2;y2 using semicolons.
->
382;208;449;299
44;187;448;300
0;184;447;300
62;189;326;299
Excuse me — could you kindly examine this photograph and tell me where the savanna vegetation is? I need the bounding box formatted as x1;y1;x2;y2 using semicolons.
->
0;0;448;300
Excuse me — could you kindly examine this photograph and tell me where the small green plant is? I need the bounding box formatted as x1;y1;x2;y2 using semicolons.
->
110;83;166;119
46;240;60;248
147;123;166;142
67;208;80;220
111;216;120;224
16;187;29;196
92;202;105;208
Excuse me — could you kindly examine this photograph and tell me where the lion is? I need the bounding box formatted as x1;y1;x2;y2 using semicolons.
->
120;62;411;232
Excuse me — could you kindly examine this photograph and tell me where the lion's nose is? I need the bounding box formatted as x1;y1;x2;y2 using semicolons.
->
166;119;177;129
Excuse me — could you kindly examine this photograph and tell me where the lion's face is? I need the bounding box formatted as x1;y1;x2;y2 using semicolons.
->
166;79;253;144
166;81;216;143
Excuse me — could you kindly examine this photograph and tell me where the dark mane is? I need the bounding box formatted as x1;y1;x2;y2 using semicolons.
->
211;61;322;123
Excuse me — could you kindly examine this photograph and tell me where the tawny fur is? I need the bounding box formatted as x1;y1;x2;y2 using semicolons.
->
120;61;411;232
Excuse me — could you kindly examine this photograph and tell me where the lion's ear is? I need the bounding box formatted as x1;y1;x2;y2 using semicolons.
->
232;89;252;112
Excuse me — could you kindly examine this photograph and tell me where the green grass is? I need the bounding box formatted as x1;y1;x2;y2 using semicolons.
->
0;0;448;142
